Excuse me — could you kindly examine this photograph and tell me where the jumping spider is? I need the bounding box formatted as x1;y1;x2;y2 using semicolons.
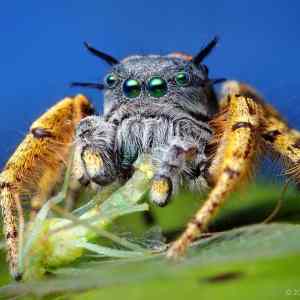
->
1;37;300;280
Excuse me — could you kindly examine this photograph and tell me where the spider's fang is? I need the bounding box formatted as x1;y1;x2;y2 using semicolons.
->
84;42;119;66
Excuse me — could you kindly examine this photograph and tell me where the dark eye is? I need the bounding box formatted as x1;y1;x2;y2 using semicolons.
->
105;73;118;88
123;79;141;98
175;71;190;87
148;77;167;98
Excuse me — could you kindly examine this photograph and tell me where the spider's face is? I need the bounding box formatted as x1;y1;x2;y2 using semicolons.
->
102;54;217;118
72;38;222;118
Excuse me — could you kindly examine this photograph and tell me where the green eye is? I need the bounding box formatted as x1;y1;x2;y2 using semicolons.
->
175;71;190;86
105;74;118;88
123;79;141;98
148;77;167;98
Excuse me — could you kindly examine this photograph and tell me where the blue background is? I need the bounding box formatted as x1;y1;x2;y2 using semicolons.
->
1;1;299;167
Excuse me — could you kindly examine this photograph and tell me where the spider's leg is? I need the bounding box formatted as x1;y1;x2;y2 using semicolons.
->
76;116;118;187
150;138;199;206
0;183;21;280
0;95;93;280
222;81;300;182
261;117;300;181
167;94;261;258
28;96;93;216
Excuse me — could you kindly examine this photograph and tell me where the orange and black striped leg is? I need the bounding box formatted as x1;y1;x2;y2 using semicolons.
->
0;96;93;280
0;183;22;280
261;115;300;181
167;94;261;258
221;80;300;182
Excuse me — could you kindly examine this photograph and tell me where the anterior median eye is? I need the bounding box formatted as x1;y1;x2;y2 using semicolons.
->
123;79;141;98
148;77;167;98
175;71;190;86
105;73;118;88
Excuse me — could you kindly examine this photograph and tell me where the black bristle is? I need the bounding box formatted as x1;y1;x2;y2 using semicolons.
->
70;82;105;90
84;42;119;66
192;36;219;66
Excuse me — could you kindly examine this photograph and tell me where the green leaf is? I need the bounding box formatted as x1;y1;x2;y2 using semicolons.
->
1;223;300;300
1;182;300;299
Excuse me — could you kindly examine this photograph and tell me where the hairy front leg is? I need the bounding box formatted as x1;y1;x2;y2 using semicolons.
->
75;116;118;188
167;94;262;258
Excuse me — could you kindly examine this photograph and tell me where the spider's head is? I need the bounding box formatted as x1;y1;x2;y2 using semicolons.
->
72;37;224;118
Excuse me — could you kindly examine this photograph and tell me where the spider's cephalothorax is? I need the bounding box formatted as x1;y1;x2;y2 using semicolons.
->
73;37;223;206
